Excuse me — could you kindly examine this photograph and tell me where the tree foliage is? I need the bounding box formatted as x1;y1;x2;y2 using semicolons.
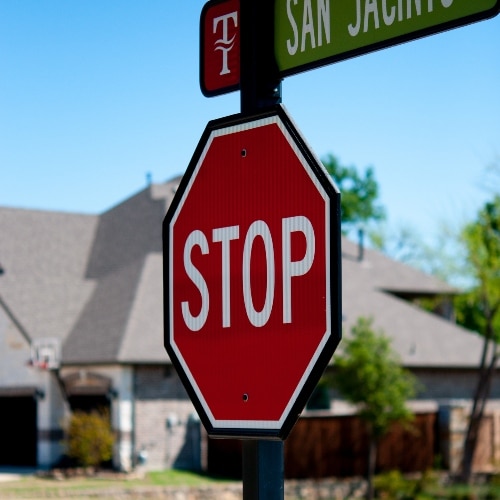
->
460;196;500;329
331;317;417;439
66;410;114;468
370;220;467;286
322;154;385;231
329;317;418;499
456;195;500;482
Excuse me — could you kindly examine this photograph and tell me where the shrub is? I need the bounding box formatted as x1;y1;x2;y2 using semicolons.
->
65;410;114;468
374;470;416;499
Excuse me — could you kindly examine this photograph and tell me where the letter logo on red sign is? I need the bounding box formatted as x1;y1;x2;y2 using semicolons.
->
201;0;240;97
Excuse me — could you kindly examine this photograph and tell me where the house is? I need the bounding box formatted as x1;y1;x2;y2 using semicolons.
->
0;177;497;472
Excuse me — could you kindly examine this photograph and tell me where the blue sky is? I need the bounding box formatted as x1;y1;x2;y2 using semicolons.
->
1;1;499;245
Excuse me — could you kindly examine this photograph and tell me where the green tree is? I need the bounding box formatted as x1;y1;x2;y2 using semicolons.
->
322;154;385;232
66;410;114;469
329;317;418;500
456;196;500;482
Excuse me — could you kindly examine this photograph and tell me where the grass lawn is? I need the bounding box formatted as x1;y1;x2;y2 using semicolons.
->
0;469;238;499
3;469;500;499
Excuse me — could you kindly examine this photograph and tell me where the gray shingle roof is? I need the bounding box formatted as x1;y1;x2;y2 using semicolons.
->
62;256;145;363
341;237;482;368
62;181;178;364
0;207;97;343
118;253;164;363
0;177;485;369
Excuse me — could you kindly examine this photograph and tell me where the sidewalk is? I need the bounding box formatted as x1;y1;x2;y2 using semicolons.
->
0;467;36;482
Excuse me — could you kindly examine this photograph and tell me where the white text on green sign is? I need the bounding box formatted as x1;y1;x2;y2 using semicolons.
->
275;0;500;76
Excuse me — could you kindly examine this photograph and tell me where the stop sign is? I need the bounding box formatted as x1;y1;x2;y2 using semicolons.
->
163;106;341;439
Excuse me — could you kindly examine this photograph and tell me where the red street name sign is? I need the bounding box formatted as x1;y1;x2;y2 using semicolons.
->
200;0;240;97
163;106;341;439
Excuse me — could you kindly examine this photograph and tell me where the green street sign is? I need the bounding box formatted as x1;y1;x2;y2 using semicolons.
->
275;0;500;77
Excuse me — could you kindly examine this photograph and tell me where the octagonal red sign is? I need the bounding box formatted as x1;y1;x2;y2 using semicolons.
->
163;106;341;439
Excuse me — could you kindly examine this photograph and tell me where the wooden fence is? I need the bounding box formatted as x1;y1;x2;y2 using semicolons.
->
207;412;437;479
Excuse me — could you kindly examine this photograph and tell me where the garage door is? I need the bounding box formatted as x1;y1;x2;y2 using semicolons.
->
0;396;37;466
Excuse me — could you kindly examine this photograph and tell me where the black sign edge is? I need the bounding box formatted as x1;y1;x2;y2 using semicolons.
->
163;118;220;437
163;105;342;440
274;105;342;440
163;110;281;439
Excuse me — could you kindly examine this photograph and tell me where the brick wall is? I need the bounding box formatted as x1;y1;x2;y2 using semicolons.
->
133;365;200;471
207;412;437;479
439;402;500;473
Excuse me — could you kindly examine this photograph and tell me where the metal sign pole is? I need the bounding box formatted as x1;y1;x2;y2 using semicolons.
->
243;441;284;500
240;0;283;498
240;0;281;113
